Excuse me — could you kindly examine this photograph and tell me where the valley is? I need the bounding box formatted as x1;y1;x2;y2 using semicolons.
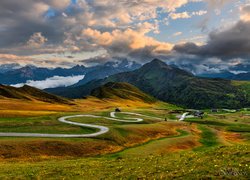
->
0;60;249;179
0;87;249;179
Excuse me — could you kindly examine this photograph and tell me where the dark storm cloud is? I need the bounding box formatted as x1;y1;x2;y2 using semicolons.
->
174;20;250;59
241;4;250;14
0;0;72;50
173;42;201;55
0;0;248;72
0;0;43;47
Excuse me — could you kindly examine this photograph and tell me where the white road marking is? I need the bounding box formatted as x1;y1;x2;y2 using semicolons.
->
0;112;162;138
179;112;189;121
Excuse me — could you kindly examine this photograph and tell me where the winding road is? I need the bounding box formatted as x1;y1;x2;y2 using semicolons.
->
179;112;189;121
0;112;162;138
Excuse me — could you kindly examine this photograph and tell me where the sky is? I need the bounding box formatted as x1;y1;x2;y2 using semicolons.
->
0;0;250;73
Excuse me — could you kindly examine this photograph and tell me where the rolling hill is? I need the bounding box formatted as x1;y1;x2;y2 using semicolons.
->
91;82;156;103
47;59;250;109
0;84;71;104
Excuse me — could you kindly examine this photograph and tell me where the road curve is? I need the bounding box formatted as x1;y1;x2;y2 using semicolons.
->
179;112;189;121
0;112;162;138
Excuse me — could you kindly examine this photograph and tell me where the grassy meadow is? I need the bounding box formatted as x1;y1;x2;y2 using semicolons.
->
0;97;249;179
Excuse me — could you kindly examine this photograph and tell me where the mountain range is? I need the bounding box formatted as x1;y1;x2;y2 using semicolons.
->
171;63;250;81
199;71;250;81
0;65;86;85
1;59;249;109
0;63;22;73
0;59;141;85
72;59;141;86
47;59;250;109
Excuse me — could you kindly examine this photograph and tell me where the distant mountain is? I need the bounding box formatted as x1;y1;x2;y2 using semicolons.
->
0;59;141;86
230;64;250;72
91;82;156;103
0;84;71;104
48;59;250;109
198;71;235;79
0;65;87;85
49;65;87;76
72;59;141;86
231;72;250;80
172;63;250;81
199;71;250;81
0;63;22;73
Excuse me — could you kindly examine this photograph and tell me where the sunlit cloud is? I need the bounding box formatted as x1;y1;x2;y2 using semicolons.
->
0;0;248;69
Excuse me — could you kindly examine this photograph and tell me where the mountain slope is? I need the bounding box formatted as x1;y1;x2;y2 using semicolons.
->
0;84;71;104
47;59;250;109
106;59;249;108
91;82;156;103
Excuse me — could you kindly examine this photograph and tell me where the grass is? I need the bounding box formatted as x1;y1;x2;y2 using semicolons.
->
0;113;186;159
0;115;99;134
195;125;219;150
185;111;250;134
0;96;162;118
112;129;195;158
0;101;248;159
91;82;157;103
185;119;228;126
0;145;248;179
226;125;250;133
98;121;182;146
0;97;249;179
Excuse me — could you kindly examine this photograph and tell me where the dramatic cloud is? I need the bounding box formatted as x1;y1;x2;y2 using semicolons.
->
27;32;48;47
196;0;233;30
44;0;71;10
240;4;250;21
0;53;79;67
11;75;85;89
164;54;250;75
171;16;250;74
0;0;193;51
174;20;250;58
0;0;248;69
0;54;34;65
81;25;173;61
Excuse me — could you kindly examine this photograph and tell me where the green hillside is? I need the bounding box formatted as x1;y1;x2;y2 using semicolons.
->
105;59;249;109
91;82;156;103
47;59;250;109
0;84;72;104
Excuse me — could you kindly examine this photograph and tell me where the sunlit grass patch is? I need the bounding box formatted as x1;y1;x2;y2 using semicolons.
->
226;124;250;133
0;144;248;179
195;125;219;151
